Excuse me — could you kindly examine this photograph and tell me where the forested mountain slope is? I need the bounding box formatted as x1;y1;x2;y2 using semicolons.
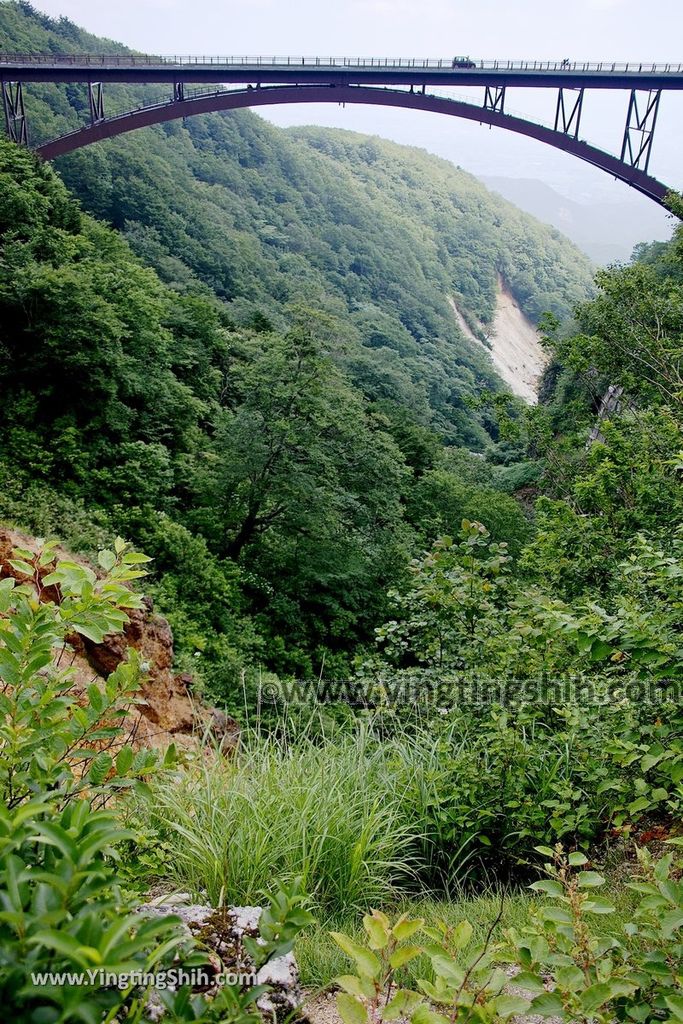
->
0;1;602;697
0;135;536;695
0;2;593;444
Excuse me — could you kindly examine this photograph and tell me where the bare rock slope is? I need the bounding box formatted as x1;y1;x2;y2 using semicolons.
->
0;526;237;752
450;279;548;404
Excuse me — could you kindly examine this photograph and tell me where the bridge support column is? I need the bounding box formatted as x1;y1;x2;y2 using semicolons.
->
2;80;28;145
88;82;105;124
554;87;584;138
621;89;661;173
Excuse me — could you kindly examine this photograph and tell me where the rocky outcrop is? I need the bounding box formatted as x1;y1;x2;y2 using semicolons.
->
141;898;304;1021
0;526;238;753
586;384;626;447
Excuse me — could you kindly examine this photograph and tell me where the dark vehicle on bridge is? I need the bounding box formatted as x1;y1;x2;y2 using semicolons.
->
452;56;477;68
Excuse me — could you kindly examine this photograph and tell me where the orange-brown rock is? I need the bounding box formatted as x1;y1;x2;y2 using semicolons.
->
0;525;238;754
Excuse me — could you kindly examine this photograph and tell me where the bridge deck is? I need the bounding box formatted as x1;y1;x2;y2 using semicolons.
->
1;54;683;88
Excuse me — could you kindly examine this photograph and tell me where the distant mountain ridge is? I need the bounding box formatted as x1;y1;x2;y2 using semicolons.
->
480;175;674;264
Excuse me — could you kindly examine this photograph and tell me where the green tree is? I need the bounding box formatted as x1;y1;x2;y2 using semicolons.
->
376;521;511;668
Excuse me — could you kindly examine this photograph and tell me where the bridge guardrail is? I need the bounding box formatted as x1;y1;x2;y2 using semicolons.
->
0;54;682;73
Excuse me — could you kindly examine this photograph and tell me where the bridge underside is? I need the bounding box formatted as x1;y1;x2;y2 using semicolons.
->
33;85;673;208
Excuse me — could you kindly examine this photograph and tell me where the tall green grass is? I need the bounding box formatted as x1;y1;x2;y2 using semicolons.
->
146;723;427;913
144;710;612;916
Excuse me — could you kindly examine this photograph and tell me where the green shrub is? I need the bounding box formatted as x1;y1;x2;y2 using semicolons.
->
327;843;683;1024
0;538;188;1021
376;521;513;669
295;892;534;991
393;707;613;887
505;843;683;1023
146;686;681;910
329;907;528;1024
0;539;314;1022
407;470;531;556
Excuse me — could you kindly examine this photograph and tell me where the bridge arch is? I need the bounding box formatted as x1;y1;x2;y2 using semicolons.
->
36;84;672;206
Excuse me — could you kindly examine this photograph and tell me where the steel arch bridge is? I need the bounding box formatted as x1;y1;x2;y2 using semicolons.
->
2;54;682;208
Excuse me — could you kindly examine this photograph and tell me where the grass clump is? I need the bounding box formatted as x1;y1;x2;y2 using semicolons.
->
145;724;423;915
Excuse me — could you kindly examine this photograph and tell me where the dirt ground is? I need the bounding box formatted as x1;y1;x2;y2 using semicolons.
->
302;964;562;1024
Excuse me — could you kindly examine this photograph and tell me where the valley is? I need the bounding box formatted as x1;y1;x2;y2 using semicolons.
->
0;4;681;1023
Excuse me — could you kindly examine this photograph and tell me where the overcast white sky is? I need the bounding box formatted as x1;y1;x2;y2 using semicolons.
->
30;0;683;234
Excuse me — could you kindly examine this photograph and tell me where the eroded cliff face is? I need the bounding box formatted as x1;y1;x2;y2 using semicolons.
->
0;526;237;753
450;279;548;404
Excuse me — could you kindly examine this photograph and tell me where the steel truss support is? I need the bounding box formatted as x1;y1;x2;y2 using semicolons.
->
88;81;105;124
2;80;28;145
484;84;505;113
554;87;584;138
621;89;661;172
34;85;674;210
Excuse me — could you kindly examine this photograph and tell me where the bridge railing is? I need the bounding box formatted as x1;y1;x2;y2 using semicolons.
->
0;54;682;73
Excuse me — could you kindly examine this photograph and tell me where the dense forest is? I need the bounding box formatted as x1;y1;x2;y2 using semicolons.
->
0;2;596;696
0;4;682;1023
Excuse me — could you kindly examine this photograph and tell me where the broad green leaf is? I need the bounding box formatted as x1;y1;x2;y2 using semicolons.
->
582;896;616;914
8;559;34;577
336;993;368;1024
511;972;545;995
411;1005;449;1024
392;917;424;942
89;751;113;786
579;982;613;1013
494;994;531;1018
664;994;683;1020
27;930;89;964
116;745;134;775
529;879;564;897
389;945;422;969
363;912;390;950
330;933;381;980
382;989;423;1021
529;991;566;1017
449;920;473;950
577;871;605;888
98;550;117;571
335;976;370;999
627;796;651;815
556;965;585;990
431;954;464;987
